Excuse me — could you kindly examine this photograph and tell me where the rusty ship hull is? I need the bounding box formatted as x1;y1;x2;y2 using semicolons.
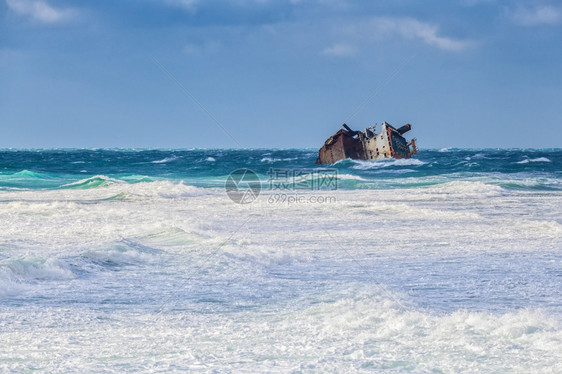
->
316;122;417;164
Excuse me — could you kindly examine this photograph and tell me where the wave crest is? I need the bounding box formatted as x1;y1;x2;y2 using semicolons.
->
61;175;122;189
351;158;426;170
516;157;551;164
151;156;179;164
1;257;75;286
426;181;504;197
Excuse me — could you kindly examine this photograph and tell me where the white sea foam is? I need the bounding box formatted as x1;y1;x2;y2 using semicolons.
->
427;180;504;197
337;173;367;181
0;270;25;297
355;200;482;220
502;218;562;237
124;181;211;199
151;156;179;164
2;257;74;282
205;157;216;162
82;245;159;267
516;157;551;164
260;157;298;163
351;158;426;170
0;293;559;372
0;179;560;371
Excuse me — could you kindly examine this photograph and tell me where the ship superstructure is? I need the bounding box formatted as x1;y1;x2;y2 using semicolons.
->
316;122;417;164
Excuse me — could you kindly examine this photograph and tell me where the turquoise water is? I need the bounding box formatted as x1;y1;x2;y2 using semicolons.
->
1;149;561;372
1;148;561;190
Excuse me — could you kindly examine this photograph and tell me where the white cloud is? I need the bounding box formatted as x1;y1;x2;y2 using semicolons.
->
323;17;472;56
321;17;468;57
5;0;75;24
321;43;356;57
372;17;472;52
509;5;562;26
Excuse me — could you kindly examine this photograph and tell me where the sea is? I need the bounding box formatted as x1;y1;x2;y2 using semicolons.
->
0;148;560;372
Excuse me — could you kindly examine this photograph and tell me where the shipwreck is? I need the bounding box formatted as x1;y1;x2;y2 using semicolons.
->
316;122;417;164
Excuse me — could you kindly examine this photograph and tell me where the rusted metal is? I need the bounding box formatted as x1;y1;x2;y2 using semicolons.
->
316;122;418;164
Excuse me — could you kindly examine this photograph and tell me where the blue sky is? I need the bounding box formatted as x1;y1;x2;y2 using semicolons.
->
1;0;561;148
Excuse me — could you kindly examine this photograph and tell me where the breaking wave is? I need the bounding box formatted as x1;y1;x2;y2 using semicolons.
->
261;157;299;163
425;180;505;197
337;174;367;181
61;175;123;189
151;156;179;164
81;242;161;268
122;181;210;199
516;157;552;164
0;257;75;293
350;158;427;170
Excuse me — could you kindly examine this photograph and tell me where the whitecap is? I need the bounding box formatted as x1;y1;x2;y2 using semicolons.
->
3;257;74;281
516;157;551;164
61;175;123;189
337;174;367;181
427;181;504;197
0;276;22;298
351;158;426;170
260;157;298;163
151;156;179;164
124;181;210;200
82;243;160;267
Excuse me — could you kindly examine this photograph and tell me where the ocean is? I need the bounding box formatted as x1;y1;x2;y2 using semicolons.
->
0;148;560;372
